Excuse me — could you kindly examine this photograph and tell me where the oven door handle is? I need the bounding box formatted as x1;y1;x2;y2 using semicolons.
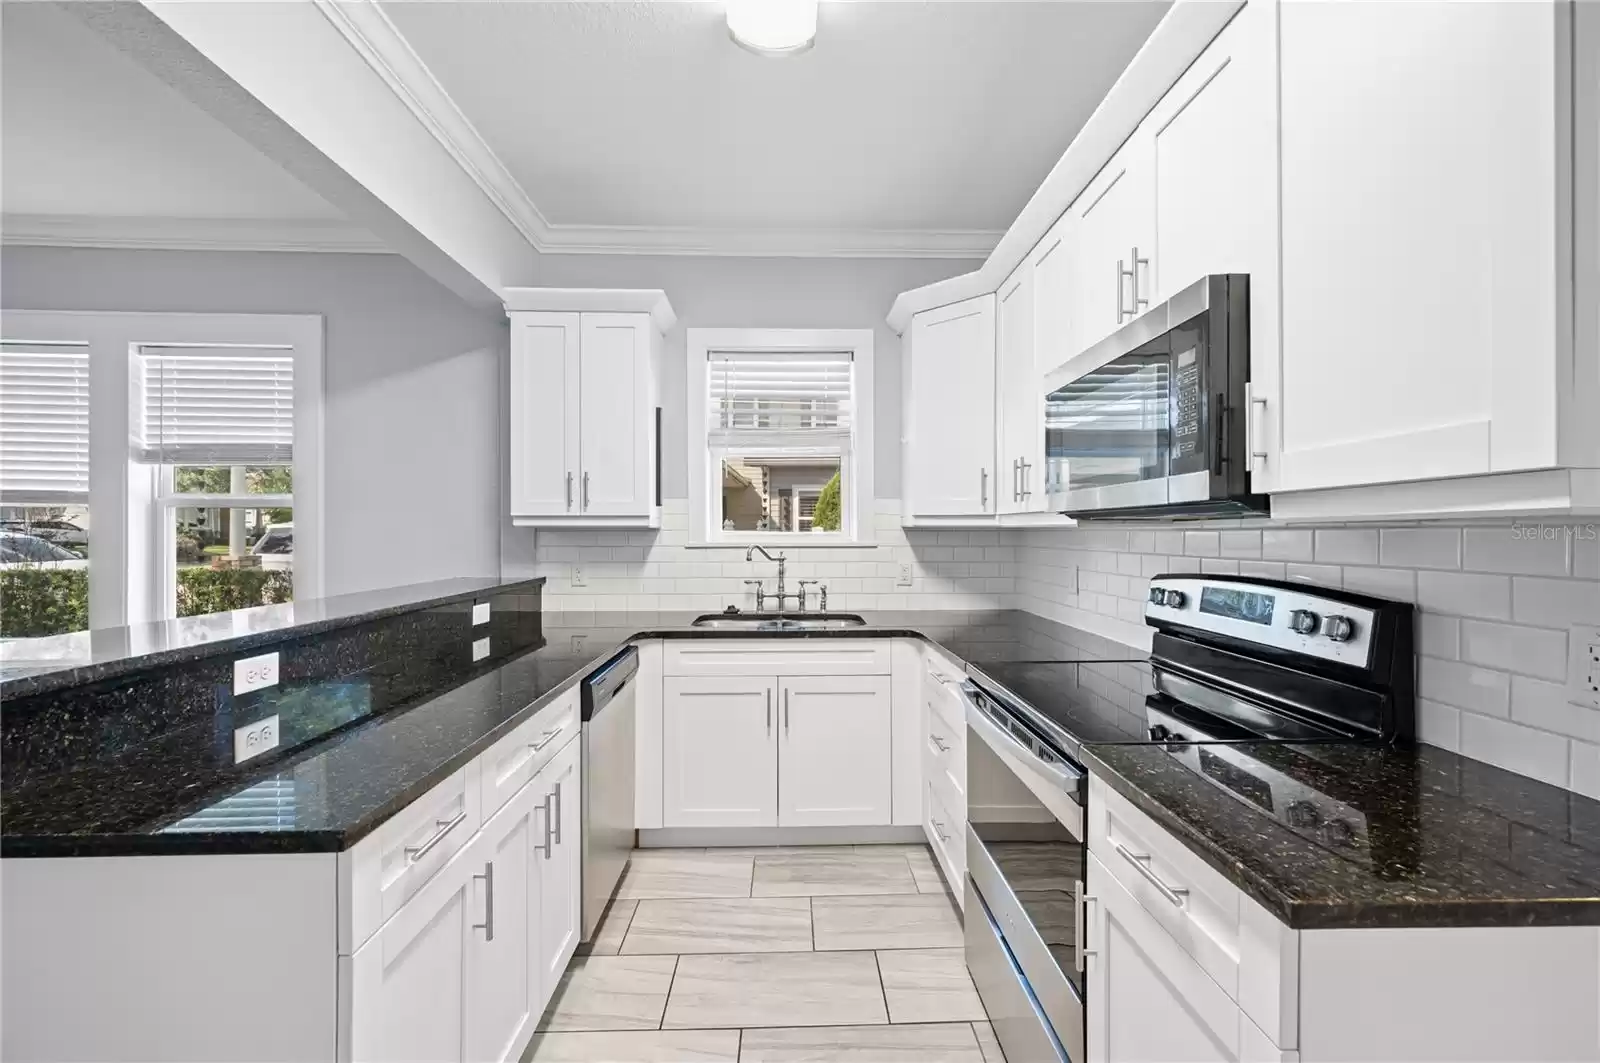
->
959;682;1086;798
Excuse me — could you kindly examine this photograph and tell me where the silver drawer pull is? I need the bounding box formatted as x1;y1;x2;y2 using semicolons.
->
530;725;566;752
1114;841;1189;907
932;819;950;843
404;809;466;863
472;861;495;941
930;733;949;752
551;780;563;845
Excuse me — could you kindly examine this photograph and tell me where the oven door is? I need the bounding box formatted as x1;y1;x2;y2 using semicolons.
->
962;683;1087;1063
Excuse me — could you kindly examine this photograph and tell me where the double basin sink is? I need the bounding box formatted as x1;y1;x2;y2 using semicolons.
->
690;613;867;631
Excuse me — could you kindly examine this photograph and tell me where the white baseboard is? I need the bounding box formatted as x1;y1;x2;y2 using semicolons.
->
637;825;926;848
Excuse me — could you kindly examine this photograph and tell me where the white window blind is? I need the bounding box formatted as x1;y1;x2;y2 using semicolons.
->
0;344;91;502
134;347;294;465
162;777;297;833
708;351;853;445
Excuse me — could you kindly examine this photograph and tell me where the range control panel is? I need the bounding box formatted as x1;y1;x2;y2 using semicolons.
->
1145;576;1378;669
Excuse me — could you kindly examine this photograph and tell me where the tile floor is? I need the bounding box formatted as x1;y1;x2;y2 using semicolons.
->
527;845;1005;1063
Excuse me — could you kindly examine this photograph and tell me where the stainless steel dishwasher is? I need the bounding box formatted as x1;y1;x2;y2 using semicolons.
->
579;645;637;941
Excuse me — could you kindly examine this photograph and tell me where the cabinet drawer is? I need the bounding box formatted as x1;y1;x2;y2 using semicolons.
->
480;690;579;820
664;640;890;677
925;780;965;904
349;762;483;951
924;704;965;800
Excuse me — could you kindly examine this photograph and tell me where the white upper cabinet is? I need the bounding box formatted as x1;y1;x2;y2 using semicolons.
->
505;290;674;528
904;294;997;521
1071;133;1157;356
996;263;1041;514
1272;0;1582;495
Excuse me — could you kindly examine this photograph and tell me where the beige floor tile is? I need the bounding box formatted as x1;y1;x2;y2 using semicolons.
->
622;897;813;954
524;1029;741;1062
537;955;679;1032
662;951;888;1029
812;893;962;951
738;1023;985;1062
876;949;987;1024
615;852;754;900
972;1021;1007;1063
905;848;950;895
705;845;861;857
585;899;638;957
752;849;918;897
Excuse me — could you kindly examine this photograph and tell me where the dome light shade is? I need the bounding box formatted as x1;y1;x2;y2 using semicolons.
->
727;0;818;56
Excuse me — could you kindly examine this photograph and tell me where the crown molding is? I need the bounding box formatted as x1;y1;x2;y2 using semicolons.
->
1;214;392;254
313;0;999;260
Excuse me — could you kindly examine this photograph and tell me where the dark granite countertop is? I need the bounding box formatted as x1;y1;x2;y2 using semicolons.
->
1082;740;1600;929
3;609;1136;857
0;576;546;698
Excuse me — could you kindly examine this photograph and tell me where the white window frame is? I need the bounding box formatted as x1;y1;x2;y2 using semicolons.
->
687;328;875;548
0;310;323;629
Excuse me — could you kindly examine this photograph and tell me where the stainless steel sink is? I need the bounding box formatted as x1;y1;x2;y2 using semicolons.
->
690;613;868;631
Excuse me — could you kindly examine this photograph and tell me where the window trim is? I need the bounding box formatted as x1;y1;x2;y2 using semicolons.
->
0;310;323;628
686;328;875;548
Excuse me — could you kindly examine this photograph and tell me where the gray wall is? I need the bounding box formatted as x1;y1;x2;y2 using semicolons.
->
516;255;978;499
1;246;505;595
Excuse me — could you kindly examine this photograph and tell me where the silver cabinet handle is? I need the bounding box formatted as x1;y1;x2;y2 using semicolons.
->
766;688;772;735
930;733;949;752
552;780;563;845
1020;458;1032;499
404;809;466;863
931;818;950;843
531;724;566;753
1130;246;1150;315
1078;885;1097;967
1114;841;1189;907
1247;383;1269;462
565;471;573;511
540;792;555;859
472;861;494;940
581;471;590;510
783;688;790;734
927;671;953;686
980;468;988;509
1117;258;1130;322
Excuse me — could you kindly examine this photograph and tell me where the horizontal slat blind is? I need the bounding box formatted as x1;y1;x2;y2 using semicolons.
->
163;777;297;833
0;344;90;502
133;347;293;465
708;351;852;445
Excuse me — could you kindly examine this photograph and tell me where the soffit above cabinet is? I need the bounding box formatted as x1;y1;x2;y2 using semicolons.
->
502;288;676;333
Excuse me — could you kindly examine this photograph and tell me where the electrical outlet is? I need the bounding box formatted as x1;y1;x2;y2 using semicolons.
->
1569;625;1600;710
897;563;914;587
571;564;586;588
571;634;587;654
472;637;491;663
234;714;280;764
472;602;491;626
233;651;280;695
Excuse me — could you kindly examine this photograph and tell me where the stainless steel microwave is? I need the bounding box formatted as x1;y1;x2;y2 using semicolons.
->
1043;274;1265;520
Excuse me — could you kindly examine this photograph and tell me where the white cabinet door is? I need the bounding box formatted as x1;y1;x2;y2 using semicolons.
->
509;313;580;518
1275;0;1564;491
777;675;893;827
350;838;473;1063
996;263;1041;515
1087;852;1242;1063
906;295;997;516
1146;0;1279;489
577;313;652;517
662;676;778;827
1070;134;1156;354
464;785;538;1063
533;735;583;997
1032;211;1077;377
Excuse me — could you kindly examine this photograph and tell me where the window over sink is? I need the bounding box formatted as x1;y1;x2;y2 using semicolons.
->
687;329;875;546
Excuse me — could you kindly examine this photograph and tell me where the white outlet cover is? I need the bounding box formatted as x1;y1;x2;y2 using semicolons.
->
1569;625;1600;710
472;636;491;662
571;564;586;587
897;563;914;587
233;651;280;695
234;714;280;764
472;602;491;626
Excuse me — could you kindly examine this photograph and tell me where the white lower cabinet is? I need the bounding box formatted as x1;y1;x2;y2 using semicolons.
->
351;727;583;1063
662;675;779;828
777;675;892;827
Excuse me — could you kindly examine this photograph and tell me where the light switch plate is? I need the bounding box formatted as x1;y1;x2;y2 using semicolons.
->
472;637;491;662
234;714;280;764
1569;625;1600;710
233;652;280;695
472;602;491;626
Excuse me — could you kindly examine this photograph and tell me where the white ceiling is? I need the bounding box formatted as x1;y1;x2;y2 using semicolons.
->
0;4;353;237
378;0;1170;246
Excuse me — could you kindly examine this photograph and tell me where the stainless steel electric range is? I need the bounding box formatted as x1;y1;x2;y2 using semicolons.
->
961;575;1415;1063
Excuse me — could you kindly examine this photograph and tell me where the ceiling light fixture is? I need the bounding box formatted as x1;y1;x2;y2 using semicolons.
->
727;0;818;57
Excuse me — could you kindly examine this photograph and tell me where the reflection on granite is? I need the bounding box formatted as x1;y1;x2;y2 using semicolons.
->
0;576;545;697
3;608;1143;857
970;660;1154;759
1082;740;1600;929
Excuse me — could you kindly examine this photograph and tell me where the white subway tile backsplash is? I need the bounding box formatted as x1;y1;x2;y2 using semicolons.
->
1285;563;1343;586
1462;527;1570;576
1510;675;1600;743
1417;699;1461;752
1340;566;1417;603
1184;531;1221;557
1379;527;1462;570
1570;742;1600;800
1512;576;1600;627
1460;620;1568;681
1459;713;1570;789
1154;530;1185;555
1416;570;1512;620
1237;560;1287;580
1219;530;1263;559
1262;529;1314;562
1314;528;1380;565
1419;657;1511;717
1417;614;1460;659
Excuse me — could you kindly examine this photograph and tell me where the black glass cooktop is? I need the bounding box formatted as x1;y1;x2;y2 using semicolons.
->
969;660;1153;757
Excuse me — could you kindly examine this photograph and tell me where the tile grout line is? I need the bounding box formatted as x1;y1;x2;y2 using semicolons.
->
613;898;642;954
872;950;893;1025
659;954;681;1032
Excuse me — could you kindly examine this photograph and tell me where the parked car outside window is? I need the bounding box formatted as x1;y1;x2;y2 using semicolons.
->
0;533;88;569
